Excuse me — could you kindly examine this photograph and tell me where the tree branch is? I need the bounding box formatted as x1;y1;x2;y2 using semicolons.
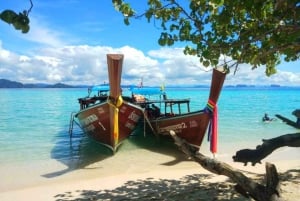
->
169;130;284;201
28;0;33;15
233;133;300;166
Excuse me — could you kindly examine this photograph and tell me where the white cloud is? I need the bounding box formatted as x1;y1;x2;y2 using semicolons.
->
268;70;300;84
0;43;299;86
17;16;68;48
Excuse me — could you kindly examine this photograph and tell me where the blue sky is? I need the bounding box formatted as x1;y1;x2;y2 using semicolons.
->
0;0;299;86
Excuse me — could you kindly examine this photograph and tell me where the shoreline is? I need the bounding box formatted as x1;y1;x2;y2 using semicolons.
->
1;147;299;201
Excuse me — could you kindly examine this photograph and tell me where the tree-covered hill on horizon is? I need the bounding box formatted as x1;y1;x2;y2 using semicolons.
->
1;78;299;89
0;78;77;88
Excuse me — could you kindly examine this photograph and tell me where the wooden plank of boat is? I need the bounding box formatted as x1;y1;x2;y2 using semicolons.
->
75;103;111;147
275;114;300;129
151;69;226;152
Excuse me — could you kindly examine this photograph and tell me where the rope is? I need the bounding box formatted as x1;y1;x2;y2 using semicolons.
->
143;110;157;138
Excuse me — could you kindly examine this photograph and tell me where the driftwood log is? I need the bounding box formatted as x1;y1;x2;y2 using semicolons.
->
275;114;300;129
169;130;285;201
233;133;300;166
292;109;300;118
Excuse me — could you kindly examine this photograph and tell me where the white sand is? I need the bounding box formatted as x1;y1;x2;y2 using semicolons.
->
1;145;299;201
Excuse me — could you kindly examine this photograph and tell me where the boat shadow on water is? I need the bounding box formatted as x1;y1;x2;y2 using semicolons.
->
42;126;113;178
43;124;191;178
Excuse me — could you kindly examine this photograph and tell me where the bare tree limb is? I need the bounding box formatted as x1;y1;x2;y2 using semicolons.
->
233;133;300;166
169;130;285;201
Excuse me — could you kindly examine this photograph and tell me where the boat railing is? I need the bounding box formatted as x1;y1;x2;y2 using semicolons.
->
69;111;84;139
134;98;191;118
78;96;107;109
78;93;135;110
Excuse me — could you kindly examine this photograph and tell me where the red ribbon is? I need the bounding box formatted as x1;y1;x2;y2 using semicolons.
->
207;100;218;154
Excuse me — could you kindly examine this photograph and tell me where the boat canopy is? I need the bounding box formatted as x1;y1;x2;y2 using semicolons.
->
130;87;164;96
90;85;110;92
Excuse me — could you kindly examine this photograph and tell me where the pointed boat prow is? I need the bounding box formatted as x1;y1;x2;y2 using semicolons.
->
209;69;226;104
107;54;123;102
206;68;226;154
74;54;143;153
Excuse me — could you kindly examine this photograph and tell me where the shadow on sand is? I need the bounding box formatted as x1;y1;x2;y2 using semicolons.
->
128;125;193;165
53;174;243;201
53;169;300;201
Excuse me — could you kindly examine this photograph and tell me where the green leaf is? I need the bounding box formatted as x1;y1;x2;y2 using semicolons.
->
124;17;130;25
203;60;210;67
1;9;30;33
0;10;17;24
22;25;30;33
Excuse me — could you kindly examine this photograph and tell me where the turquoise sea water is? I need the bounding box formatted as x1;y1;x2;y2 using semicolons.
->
0;87;300;191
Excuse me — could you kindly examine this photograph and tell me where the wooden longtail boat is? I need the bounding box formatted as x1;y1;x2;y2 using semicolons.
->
74;54;144;153
132;69;226;153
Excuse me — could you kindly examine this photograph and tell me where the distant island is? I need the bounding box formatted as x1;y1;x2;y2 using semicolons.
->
1;78;299;89
0;79;84;88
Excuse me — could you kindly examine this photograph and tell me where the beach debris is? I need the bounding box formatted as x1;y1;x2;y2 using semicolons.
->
233;133;300;166
292;109;300;118
232;148;262;166
275;114;300;129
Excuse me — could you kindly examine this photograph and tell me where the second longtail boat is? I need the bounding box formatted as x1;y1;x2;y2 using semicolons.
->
131;69;226;153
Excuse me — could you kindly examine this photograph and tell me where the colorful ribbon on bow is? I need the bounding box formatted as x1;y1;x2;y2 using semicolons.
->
206;99;218;154
108;96;123;148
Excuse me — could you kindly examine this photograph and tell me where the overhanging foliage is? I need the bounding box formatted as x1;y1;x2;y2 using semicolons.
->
0;0;33;33
113;0;300;76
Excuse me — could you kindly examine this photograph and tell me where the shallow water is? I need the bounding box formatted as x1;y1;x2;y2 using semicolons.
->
0;87;299;191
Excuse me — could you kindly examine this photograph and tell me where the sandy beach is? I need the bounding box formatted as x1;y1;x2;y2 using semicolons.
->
1;142;299;201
